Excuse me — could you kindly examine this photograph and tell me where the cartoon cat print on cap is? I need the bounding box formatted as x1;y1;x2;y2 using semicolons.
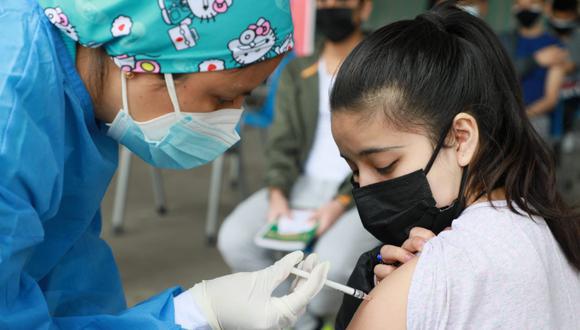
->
159;0;233;25
228;18;277;65
44;7;79;41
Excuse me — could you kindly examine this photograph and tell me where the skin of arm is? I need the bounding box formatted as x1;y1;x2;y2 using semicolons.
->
527;65;566;117
347;257;419;330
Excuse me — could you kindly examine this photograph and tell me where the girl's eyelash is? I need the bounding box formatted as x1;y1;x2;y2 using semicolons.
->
377;160;398;174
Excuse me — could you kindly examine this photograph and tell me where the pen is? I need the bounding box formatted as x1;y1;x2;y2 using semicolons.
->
377;253;400;267
290;267;370;301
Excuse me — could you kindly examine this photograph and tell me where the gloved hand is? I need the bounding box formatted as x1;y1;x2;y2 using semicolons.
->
289;253;322;317
189;251;330;330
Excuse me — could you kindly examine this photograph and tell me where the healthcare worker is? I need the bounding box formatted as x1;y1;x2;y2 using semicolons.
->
0;0;329;329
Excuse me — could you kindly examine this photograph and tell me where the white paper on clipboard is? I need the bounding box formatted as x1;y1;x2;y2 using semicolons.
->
277;209;316;235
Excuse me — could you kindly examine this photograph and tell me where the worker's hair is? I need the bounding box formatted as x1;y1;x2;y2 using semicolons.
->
331;2;580;270
87;47;109;109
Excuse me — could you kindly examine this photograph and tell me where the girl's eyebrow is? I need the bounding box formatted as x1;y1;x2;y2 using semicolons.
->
358;145;404;156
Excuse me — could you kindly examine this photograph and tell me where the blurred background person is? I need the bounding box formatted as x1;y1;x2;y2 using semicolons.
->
218;0;377;329
547;0;580;151
500;0;566;139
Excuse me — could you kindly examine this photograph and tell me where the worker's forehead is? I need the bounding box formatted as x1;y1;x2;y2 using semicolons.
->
161;55;281;98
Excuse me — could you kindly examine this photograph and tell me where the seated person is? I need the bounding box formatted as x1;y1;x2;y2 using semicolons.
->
548;0;580;146
500;0;566;139
329;3;580;329
218;0;377;328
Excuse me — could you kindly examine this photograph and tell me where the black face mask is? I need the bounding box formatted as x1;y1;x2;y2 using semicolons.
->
515;9;542;28
352;130;468;246
316;8;357;43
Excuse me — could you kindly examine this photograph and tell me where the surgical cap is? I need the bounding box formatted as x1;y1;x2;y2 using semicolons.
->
38;0;295;74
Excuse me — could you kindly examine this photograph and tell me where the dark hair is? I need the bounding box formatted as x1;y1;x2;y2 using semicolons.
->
552;0;578;12
428;0;444;9
85;47;109;108
330;2;580;270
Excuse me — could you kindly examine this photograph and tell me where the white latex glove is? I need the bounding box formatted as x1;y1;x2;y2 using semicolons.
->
290;253;320;317
189;251;330;330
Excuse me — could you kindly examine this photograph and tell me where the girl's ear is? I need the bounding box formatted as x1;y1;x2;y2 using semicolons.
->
452;112;479;167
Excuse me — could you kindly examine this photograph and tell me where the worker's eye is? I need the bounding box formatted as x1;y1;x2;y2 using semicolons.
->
217;97;234;105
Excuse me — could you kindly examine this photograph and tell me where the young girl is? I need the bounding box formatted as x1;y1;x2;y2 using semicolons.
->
330;3;580;329
0;1;328;328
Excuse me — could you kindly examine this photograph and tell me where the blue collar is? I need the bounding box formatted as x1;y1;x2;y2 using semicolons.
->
45;15;92;114
60;31;77;61
46;18;99;130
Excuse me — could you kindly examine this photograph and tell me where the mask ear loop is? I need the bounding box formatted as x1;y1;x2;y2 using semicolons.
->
426;122;470;216
164;73;182;117
424;122;454;174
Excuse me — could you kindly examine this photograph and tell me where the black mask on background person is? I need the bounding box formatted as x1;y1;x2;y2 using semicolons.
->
515;9;542;28
351;128;468;246
316;8;357;42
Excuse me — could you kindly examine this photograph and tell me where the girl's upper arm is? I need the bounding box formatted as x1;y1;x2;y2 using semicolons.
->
347;256;419;330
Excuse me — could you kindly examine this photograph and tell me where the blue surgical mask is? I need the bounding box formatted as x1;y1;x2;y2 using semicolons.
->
107;72;242;169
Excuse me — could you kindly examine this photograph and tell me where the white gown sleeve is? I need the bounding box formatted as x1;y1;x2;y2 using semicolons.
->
173;290;211;330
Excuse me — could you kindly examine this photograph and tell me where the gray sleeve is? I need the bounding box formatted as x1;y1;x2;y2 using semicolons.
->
568;31;580;67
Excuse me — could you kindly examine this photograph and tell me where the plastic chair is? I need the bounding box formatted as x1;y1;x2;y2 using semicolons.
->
111;146;167;234
204;141;247;244
110;144;246;238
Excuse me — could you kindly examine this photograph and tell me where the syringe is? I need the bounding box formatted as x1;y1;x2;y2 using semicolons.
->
291;267;370;301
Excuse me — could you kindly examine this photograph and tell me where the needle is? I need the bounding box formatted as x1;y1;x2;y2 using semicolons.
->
291;267;371;301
